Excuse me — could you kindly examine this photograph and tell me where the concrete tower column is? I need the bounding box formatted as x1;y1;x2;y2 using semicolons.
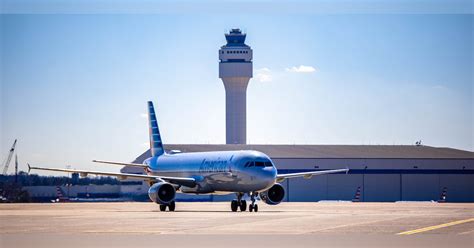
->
223;77;250;144
219;29;253;144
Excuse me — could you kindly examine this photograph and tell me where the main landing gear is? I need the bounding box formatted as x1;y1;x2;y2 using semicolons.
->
230;192;258;212
231;192;246;212
159;201;176;212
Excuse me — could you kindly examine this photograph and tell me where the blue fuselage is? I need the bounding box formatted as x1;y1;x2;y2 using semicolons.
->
143;150;277;194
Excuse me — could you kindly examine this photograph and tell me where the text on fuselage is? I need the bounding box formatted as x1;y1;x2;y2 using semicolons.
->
199;159;230;173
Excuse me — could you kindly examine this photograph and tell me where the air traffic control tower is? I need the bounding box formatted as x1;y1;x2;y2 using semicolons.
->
219;29;253;144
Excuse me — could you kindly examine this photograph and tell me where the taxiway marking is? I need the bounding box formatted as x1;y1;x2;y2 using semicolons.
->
397;218;474;235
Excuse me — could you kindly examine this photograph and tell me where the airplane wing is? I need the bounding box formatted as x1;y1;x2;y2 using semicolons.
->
92;160;148;168
27;164;196;187
276;168;349;182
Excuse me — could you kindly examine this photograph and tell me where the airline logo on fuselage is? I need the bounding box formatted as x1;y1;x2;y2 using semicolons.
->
199;159;230;173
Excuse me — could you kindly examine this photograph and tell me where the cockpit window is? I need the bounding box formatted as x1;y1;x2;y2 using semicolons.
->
245;161;272;168
255;161;265;167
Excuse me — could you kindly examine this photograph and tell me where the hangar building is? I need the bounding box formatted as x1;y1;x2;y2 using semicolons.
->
122;144;474;202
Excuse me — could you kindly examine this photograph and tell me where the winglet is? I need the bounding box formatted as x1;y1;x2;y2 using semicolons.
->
27;163;31;174
346;167;349;174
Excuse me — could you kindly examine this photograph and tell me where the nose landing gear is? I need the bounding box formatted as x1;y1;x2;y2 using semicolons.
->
159;201;176;212
230;192;258;212
249;192;258;212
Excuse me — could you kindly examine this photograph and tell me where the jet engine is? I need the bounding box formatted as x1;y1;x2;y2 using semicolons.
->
260;183;285;205
148;182;176;205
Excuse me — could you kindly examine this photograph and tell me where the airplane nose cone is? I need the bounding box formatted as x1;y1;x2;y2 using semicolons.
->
262;167;277;187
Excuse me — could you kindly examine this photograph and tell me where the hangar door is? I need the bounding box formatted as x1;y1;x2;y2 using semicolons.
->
327;174;362;201
287;176;328;201
363;174;400;202
439;174;474;202
402;174;439;201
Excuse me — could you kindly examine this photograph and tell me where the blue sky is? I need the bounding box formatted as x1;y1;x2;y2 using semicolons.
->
1;3;472;174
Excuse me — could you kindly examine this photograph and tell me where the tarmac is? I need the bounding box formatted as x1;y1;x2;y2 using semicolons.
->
1;202;473;247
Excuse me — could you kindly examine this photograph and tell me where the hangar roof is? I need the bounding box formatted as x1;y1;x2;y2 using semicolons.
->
133;145;473;162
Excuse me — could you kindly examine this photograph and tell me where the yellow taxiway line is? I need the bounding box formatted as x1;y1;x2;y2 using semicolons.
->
397;218;474;235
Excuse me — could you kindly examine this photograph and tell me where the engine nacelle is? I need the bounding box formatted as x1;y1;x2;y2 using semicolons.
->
148;182;176;205
260;183;285;205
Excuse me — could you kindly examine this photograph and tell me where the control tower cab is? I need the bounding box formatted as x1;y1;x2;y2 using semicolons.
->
219;29;253;144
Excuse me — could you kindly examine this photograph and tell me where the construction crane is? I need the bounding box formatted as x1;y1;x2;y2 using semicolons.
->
2;139;17;175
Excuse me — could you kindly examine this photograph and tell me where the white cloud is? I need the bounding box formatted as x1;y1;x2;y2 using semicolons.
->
255;67;272;82
285;65;316;73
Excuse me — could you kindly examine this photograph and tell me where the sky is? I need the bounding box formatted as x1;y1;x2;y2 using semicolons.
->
1;1;473;174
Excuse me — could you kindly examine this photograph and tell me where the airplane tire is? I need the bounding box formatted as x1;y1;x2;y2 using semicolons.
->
231;200;238;212
249;204;253;212
169;201;176;212
254;204;258;212
239;200;247;211
159;204;167;211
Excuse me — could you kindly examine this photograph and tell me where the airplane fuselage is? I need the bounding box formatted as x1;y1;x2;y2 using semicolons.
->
144;150;277;194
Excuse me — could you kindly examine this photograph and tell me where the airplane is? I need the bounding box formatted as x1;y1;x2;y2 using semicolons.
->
29;101;349;212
